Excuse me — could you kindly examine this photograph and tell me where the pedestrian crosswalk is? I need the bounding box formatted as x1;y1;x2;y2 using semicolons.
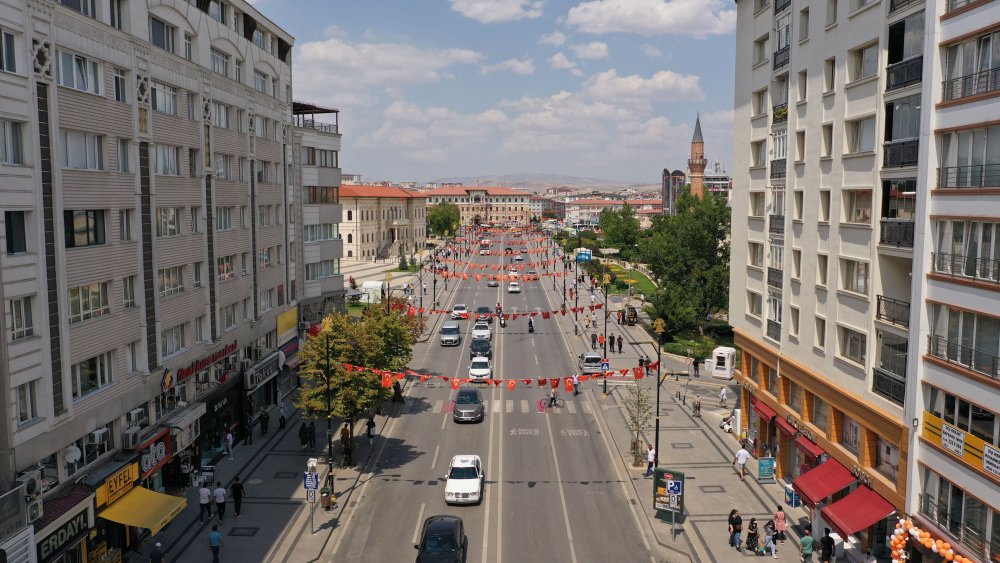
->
412;398;594;415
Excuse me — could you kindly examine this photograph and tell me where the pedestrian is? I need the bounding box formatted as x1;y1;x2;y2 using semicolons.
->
198;483;213;523
230;477;245;519
728;509;743;552
298;422;308;450
181;458;193;487
719;386;728;407
774;505;787;544
590;332;598;350
423;282;427;294
340;422;353;465
584;313;590;327
149;541;166;563
733;444;751;481
617;334;623;354
862;550;877;563
259;410;269;435
638;356;645;371
745;517;759;554
693;360;700;377
213;481;226;523
598;333;606;352
800;528;815;562
819;528;835;563
278;402;287;429
764;519;777;558
645;445;655;476
207;525;224;563
308;421;316;449
366;417;377;445
225;431;234;460
572;373;580;396
692;398;702;418
617;310;622;324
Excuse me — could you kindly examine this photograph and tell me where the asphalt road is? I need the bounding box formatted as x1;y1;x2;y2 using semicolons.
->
329;234;659;563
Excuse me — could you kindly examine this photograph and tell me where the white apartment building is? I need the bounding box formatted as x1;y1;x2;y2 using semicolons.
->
732;0;1000;561
0;1;308;559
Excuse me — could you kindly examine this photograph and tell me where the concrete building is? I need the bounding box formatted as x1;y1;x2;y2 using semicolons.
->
424;186;530;226
529;196;546;220
0;1;307;558
340;185;427;261
731;0;1000;561
704;160;733;198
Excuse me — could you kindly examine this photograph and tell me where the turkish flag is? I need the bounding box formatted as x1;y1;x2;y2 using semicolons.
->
397;373;406;380
589;305;595;312
560;310;566;316
381;373;393;388
619;369;628;375
550;378;560;389
633;367;644;380
564;378;574;392
648;361;660;371
595;303;603;310
530;312;538;317
492;380;502;388
420;375;430;382
344;364;354;371
507;380;517;391
579;375;590;382
542;312;551;319
512;313;519;320
521;379;532;386
408;306;416;316
475;275;482;282
450;378;460;390
418;308;425;314
537;378;547;387
502;314;510;321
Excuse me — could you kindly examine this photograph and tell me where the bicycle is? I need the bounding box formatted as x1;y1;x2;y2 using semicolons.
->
541;395;566;409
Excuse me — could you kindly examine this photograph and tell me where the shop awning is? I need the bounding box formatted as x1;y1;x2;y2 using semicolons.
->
795;434;825;458
820;486;896;537
751;397;777;420
775;416;797;435
792;460;854;505
98;487;187;535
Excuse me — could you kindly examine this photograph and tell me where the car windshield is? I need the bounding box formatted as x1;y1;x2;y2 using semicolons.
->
583;357;601;365
449;466;479;480
474;324;488;330
442;327;460;335
471;361;489;370
453;305;466;311
456;393;480;405
423;533;457;553
476;307;490;314
472;342;489;351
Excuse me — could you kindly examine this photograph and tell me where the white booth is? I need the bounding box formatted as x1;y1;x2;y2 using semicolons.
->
711;346;737;380
360;281;385;304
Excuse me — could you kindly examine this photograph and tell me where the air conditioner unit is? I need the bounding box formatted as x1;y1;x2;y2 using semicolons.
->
240;359;252;371
26;498;43;523
16;469;42;499
176;400;189;408
122;427;141;449
127;408;145;426
88;428;109;445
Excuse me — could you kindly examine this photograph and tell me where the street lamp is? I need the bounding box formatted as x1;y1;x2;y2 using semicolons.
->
651;319;666;471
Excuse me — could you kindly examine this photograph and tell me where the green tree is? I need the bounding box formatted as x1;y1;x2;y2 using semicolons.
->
598;203;640;259
398;243;408;270
427;202;461;236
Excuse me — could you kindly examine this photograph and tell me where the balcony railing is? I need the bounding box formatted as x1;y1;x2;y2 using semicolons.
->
883;139;919;168
774;0;791;12
931;252;1000;283
766;319;781;341
890;0;918;12
772;102;788;125
876;295;910;327
919;494;990;561
936;164;1000;189
872;366;906;406
879;219;914;248
947;0;997;14
769;214;785;235
770;158;786;179
767;267;783;289
943;68;1000;102
292;115;339;134
928;334;1000;381
886;56;923;91
773;46;790;70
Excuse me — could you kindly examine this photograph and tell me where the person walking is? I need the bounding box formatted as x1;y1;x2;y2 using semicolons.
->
278;403;287;429
230;477;245;519
366;417;377;445
207;525;224;563
259;410;269;435
733;444;751;481
617;310;622;324
763;519;778;558
572;373;580;396
308;422;317;449
298;422;309;450
198;483;213;523
149;542;166;563
340;422;353;466
774;506;788;544
692;398;702;418
598;333;606;352
590;332;598;350
745;518;760;554
225;431;234;460
800;528;815;562
645;445;656;476
819;528;835;563
617;334;623;355
719;386;728;407
213;481;227;523
423;282;427;295
728;509;744;552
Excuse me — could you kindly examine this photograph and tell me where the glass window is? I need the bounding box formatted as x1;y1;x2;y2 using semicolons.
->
747;291;763;316
9;295;33;340
63;210;106;248
16;380;38;423
113;68;126;102
60;0;97;17
68;282;110;323
254;70;267;93
839;326;867;365
155;207;182;237
788;381;803;414
812;396;828;432
151;82;177;115
851;43;878;81
5;211;27;254
149;17;176;53
841;259;869;294
63;131;103;170
160;323;186;358
157;266;184;297
71;352;113;398
153;144;181;175
122;275;135;308
57;51;101;94
210;48;229;76
841;414;860;453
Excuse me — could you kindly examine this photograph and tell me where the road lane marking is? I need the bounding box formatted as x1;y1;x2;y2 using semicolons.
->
492;399;501;413
431;445;440;470
534;354;539;365
434;399;444;413
411;502;426;545
505;399;513;413
582;401;593;414
521;400;529;413
542;402;579;563
566;402;577;414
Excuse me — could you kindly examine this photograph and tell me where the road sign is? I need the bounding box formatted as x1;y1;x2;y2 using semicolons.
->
306;489;316;503
303;472;320;490
654;468;684;515
601;361;610;371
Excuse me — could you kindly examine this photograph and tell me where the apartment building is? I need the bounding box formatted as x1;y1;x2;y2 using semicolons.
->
424;186;531;226
340;185;427;261
0;1;303;559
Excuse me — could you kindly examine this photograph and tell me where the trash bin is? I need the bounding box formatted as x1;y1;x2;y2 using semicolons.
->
321;487;332;510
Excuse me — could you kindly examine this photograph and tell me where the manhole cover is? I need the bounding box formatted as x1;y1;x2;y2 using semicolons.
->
228;527;259;537
274;471;298;479
699;485;725;493
671;442;693;449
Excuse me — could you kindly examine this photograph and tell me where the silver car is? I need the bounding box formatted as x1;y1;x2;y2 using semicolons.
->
453;387;485;423
440;321;462;346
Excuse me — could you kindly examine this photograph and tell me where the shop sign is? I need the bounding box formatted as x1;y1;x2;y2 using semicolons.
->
940;423;966;457
36;508;88;560
758;457;776;483
279;338;299;360
277;306;298;343
96;463;139;508
244;352;282;393
176;342;238;382
983;444;1000;479
137;430;173;480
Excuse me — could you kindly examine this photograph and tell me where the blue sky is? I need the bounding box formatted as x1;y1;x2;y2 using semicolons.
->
256;0;736;184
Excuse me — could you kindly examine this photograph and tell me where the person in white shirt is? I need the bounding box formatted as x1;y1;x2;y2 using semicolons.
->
212;482;227;523
719;386;729;407
198;485;212;523
733;446;752;481
645;445;656;476
225;431;234;459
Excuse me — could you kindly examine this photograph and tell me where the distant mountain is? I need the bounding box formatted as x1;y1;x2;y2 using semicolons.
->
430;173;657;193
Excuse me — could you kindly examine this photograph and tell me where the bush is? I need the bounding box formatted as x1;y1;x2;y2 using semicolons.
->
399;253;408;270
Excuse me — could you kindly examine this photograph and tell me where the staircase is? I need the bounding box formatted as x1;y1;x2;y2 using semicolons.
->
376;239;394;260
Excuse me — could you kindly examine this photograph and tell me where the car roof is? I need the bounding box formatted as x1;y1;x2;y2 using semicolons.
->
470;356;490;362
424;515;462;534
449;455;481;468
475;305;491;311
581;352;602;359
474;321;489;327
457;386;480;396
453;304;467;309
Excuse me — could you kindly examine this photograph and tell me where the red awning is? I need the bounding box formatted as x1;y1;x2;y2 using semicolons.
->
820;486;896;537
795;434;825;458
775;416;797;435
751;397;777;420
792;460;854;505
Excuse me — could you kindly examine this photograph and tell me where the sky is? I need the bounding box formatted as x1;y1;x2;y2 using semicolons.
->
254;0;737;184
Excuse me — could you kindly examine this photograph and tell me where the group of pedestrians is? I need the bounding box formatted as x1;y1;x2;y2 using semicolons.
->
297;421;317;450
197;478;245;525
589;332;624;353
727;503;844;562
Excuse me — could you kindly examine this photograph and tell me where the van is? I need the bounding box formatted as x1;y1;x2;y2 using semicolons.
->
440;321;462;346
578;352;604;375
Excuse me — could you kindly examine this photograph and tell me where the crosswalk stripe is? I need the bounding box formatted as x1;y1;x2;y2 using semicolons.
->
566;402;577;414
493;400;501;413
521;400;529;413
582;401;593;414
551;407;562;414
506;400;513;413
433;400;443;414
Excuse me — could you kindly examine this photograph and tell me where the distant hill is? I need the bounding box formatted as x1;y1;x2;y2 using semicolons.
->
430;173;658;193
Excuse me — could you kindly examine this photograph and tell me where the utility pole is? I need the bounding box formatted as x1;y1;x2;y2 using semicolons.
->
324;335;334;474
652;319;666;471
602;273;610;396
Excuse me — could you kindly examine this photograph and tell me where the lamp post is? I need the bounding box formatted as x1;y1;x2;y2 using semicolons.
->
324;334;335;474
574;230;580;320
602;273;611;396
651;319;666;471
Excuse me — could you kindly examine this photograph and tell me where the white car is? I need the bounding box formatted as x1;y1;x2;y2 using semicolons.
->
451;304;468;319
507;282;521;294
507;270;519;279
471;321;492;340
514;253;523;261
444;455;484;505
468;357;492;381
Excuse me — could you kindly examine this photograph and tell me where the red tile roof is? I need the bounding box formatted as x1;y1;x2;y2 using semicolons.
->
570;199;626;206
340;185;426;199
423;186;526;196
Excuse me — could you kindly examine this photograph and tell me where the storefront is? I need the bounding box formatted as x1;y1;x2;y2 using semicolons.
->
748;395;777;458
199;377;244;465
161;402;206;489
278;337;300;399
135;429;173;493
245;351;284;424
34;496;92;563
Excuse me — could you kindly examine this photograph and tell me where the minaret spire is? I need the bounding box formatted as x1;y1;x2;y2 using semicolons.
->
688;114;707;199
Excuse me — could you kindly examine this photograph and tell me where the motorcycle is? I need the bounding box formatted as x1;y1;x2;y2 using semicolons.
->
720;411;734;433
527;320;534;334
499;316;507;328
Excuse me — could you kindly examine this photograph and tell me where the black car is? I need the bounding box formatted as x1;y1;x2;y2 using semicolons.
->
474;306;493;324
468;339;492;360
414;515;467;563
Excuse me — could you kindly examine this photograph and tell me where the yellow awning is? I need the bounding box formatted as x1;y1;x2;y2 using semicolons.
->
98;486;187;535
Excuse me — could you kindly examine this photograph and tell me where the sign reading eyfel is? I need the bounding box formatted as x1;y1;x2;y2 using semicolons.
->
245;352;284;393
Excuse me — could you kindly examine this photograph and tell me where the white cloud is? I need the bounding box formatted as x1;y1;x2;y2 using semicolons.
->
480;57;536;75
548;52;584;76
450;0;544;23
584;68;703;106
571;41;609;60
539;31;567;45
641;44;663;58
566;0;736;37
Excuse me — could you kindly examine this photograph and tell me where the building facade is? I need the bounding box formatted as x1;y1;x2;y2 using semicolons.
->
0;1;303;558
424;186;530;226
340;185;427;261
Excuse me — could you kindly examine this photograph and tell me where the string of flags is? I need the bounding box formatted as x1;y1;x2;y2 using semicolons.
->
431;256;560;269
390;302;603;317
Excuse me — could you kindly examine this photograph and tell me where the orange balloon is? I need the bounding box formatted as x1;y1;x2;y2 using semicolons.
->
944;553;953;561
891;551;899;559
942;543;950;550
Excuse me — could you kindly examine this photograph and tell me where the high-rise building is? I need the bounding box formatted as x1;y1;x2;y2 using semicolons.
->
731;0;1000;561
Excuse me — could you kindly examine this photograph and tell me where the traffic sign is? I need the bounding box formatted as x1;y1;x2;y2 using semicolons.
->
601;360;610;371
303;472;320;490
654;468;685;515
306;489;316;503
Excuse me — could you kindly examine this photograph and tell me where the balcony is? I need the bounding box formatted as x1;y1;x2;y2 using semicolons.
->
889;0;918;12
773;46;790;71
876;295;910;327
768;214;785;236
883;139;919;168
937;164;1000;189
931;252;1000;283
774;0;791;12
943;68;1000;102
772;102;788;125
928;334;1000;382
879;219;914;248
770;159;786;179
872;366;906;406
767;266;783;289
766;319;781;341
886;56;923;91
919;495;990;561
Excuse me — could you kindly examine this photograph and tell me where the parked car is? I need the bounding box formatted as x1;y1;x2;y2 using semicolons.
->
440;321;462;347
514;253;523;261
414;515;467;562
471;322;491;341
469;339;492;360
451;304;468;320
453;387;485;423
468;357;492;381
444;456;484;505
507;282;521;294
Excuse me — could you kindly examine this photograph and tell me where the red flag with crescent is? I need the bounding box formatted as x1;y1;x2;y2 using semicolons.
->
633;367;644;379
381;373;393;388
564;378;574;392
451;378;460;390
507;380;516;391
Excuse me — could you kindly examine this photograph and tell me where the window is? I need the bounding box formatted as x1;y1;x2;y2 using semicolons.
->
751;141;766;167
769;240;784;269
792;249;801;278
190;207;201;233
242;297;250;319
752;89;767;116
60;0;97;17
211;101;229;128
240;206;248;228
254;116;268;139
818;123;832;158
792;191;804;221
183;33;192;61
304;224;336;242
188;148;198;177
208;0;226;23
300;147;339;167
826;0;838;25
16;381;38;424
815;317;827;349
210;48;229;76
68;282;110;323
151;82;177;115
824;57;836;92
927;388;998;445
9;296;33;340
155;207;182;237
810;396;828;433
817;254;828;285
885;94;921;145
843;190;872;224
5;210;27;254
271;77;278;97
160;323;186;358
238;157;247;181
305;259;338;281
304;186;339;204
848;117;876;153
795;130;805;161
875;436;899;481
788;381;803;414
0;30;13;74
214;153;232;180
754;0;769;9
113;68;126;102
799;8;809;41
216;207;233;230
252;28;264;48
747;291;763;317
222;303;237;329
153;144;181;175
790;307;800;337
114;138;130;173
240;252;249;275
64;210;106;248
259;288;273;311
853;0;875;10
257;205;271;227
838;326;867;365
194;315;206;341
254;70;267;93
57;51;100;94
186;92;196;120
841;258;869;294
122;275;135;308
796;70;807;102
63;131;103;170
819;191;831;222
217;255;234;281
0;119;22;166
768;290;783;324
109;0;123;29
193;262;203;288
126;341;139;373
149;17;176;53
775;14;791;52
773;128;787;160
258;247;271;269
235;60;243;84
753;35;769;65
850;43;878;82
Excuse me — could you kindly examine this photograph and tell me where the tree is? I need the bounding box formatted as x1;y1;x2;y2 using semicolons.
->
599;204;641;260
624;385;653;467
427;202;461;237
398;243;408;270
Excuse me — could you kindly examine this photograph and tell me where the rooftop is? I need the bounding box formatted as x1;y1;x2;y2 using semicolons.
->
424;186;526;196
340;185;425;199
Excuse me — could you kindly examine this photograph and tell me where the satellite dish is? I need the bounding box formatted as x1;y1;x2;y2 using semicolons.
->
64;445;82;464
